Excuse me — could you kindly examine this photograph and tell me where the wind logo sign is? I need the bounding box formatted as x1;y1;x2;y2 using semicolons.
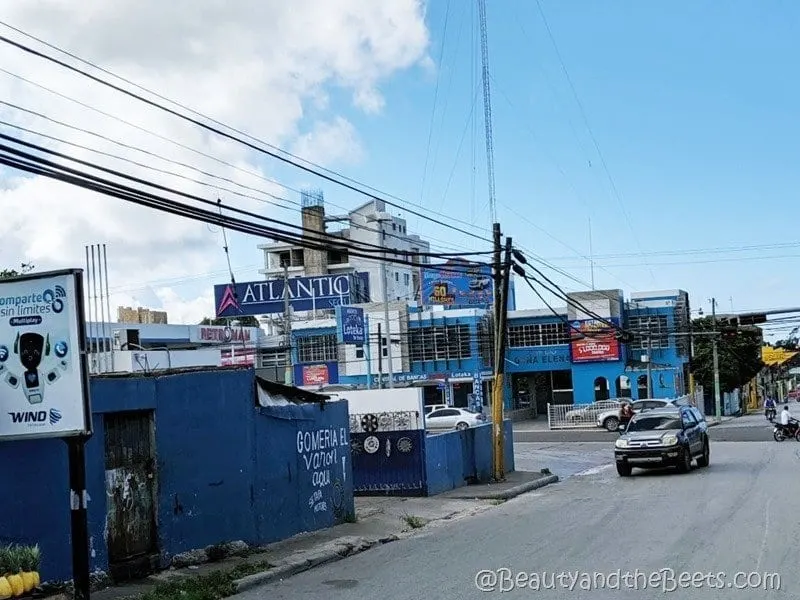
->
7;407;63;427
216;285;240;315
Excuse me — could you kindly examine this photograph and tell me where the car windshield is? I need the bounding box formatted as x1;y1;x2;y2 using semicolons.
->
626;416;682;431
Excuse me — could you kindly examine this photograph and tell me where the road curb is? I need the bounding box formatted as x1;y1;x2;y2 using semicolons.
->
488;474;560;500
233;537;381;593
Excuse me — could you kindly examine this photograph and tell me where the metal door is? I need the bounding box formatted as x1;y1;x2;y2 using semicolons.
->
104;411;158;578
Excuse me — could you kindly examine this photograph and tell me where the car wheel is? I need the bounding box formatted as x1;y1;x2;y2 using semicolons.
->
456;422;469;431
616;463;632;477
696;439;710;467
676;446;692;473
604;417;619;432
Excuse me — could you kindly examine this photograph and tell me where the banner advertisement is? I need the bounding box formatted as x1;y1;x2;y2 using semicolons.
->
570;319;621;363
0;270;91;441
420;263;493;307
295;362;340;387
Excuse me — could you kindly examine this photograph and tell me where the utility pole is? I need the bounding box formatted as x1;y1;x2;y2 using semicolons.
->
491;234;512;482
283;264;293;385
711;297;721;420
689;321;695;395
646;333;653;398
380;225;395;389
377;322;383;387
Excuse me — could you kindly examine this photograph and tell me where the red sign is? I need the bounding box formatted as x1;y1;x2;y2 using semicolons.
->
199;326;251;343
302;364;329;386
571;320;620;363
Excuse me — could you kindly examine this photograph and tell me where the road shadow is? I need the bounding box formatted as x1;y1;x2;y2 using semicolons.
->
625;462;745;477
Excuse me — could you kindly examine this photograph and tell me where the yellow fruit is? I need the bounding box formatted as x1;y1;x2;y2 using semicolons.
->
7;574;22;597
31;572;40;588
20;573;33;593
0;577;12;600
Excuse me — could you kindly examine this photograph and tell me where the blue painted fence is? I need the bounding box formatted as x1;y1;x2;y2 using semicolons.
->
0;368;354;583
424;420;515;496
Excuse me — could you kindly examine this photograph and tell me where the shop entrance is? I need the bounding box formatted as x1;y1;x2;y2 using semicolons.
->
512;370;573;415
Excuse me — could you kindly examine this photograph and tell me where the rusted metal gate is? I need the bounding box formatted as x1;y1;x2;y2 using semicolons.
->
104;411;158;580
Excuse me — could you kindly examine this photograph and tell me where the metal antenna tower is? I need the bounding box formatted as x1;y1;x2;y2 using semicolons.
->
478;0;497;224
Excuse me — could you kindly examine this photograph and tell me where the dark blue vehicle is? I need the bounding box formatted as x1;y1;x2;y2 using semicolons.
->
614;405;709;477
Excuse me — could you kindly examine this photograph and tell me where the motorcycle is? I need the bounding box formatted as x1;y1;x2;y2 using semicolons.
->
773;418;800;442
765;406;776;421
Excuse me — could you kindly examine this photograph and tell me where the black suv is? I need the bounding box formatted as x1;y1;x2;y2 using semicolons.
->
614;405;709;477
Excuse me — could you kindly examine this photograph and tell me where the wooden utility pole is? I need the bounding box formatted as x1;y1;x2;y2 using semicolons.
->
491;232;512;481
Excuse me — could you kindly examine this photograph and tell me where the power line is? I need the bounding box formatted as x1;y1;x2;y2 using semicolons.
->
0;139;493;273
0;28;495;246
0;111;472;254
532;0;657;286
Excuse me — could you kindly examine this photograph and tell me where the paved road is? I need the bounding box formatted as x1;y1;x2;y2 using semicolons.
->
514;414;780;443
514;442;613;478
234;442;793;599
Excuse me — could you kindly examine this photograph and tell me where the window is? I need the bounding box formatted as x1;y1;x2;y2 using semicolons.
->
296;334;338;363
627;315;669;350
627;416;682;431
404;273;410;286
615;375;632;398
395;272;399;282
594;377;609;401
410;324;471;362
508;322;570;347
259;350;287;369
355;346;364;359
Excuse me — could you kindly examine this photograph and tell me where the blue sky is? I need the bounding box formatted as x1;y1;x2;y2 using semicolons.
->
218;2;800;332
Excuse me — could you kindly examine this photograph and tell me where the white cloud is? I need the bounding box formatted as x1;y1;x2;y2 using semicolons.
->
0;0;430;324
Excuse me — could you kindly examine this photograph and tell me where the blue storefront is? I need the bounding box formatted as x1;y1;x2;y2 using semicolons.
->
289;288;691;414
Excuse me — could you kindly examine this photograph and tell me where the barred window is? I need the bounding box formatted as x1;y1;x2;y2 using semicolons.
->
507;322;570;347
628;315;669;350
410;324;471;362
296;333;338;363
259;350;288;368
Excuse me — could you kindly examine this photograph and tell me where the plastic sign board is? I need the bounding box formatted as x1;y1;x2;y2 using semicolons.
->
0;269;92;441
570;318;621;363
336;306;366;344
214;272;370;317
420;263;493;307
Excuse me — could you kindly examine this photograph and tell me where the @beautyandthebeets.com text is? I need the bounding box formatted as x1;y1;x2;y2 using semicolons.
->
474;568;782;593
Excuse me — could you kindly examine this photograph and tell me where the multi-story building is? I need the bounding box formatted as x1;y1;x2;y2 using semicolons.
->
258;190;432;307
117;306;168;324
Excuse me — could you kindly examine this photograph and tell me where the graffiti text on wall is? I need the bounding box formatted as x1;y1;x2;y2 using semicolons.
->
297;427;348;515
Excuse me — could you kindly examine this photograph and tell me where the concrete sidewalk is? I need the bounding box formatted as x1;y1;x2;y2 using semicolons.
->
81;471;556;600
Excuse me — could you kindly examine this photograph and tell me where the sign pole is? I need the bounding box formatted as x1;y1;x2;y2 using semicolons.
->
66;435;91;600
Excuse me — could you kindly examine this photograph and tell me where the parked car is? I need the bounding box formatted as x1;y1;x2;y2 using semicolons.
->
564;399;624;422
424;403;447;415
614;405;709;476
425;407;487;431
596;399;677;431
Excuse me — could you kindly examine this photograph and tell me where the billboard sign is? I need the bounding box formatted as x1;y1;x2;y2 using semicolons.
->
196;326;252;344
336;306;366;345
570;319;621;363
0;269;92;441
295;362;339;387
215;272;369;317
421;263;493;307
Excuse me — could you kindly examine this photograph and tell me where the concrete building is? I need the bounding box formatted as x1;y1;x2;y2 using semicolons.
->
258;190;432;307
117;305;168;324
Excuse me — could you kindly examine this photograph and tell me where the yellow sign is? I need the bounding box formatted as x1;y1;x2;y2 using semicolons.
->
762;346;797;366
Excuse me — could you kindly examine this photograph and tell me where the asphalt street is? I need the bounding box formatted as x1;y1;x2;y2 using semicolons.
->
233;441;795;599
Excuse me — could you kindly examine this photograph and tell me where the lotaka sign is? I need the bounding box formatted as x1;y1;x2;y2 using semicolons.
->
214;272;370;317
0;269;92;441
336;306;366;345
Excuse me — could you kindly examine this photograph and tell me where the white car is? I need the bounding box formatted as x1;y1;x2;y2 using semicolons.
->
564;399;624;422
424;403;447;415
596;399;677;431
425;407;487;431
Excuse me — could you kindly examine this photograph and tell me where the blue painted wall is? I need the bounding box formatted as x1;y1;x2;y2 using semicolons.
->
0;369;353;583
423;420;515;496
351;430;426;496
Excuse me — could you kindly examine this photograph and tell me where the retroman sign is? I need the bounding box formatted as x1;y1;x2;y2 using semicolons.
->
0;269;92;441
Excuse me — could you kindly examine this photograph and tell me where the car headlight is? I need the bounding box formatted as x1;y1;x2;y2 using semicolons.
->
661;434;678;446
615;438;629;449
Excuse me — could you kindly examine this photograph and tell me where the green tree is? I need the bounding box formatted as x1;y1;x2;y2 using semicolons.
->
0;263;34;279
690;316;763;393
200;315;260;327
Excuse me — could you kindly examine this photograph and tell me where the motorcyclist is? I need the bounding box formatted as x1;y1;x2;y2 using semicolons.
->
779;404;797;435
765;396;776;420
